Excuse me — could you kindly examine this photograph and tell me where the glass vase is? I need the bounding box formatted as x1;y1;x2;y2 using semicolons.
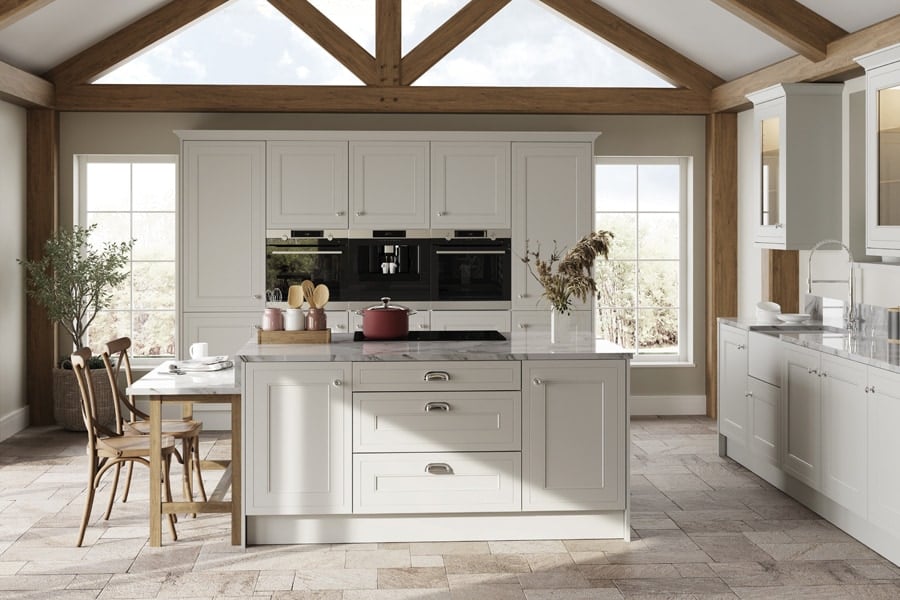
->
550;308;572;344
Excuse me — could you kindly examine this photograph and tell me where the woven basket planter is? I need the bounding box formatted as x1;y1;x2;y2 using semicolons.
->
53;367;117;432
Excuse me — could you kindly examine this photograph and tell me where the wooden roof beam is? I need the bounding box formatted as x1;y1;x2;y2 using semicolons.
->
712;13;900;112
376;0;400;86
711;0;846;62
45;0;230;88
268;0;377;86
55;84;710;114
401;0;511;86
0;58;53;107
538;0;723;91
0;0;54;30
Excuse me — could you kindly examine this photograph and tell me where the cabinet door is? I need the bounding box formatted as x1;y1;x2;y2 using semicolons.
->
867;366;900;536
430;310;511;332
781;344;821;489
244;362;352;515
512;143;592;309
181;312;260;359
431;142;510;229
717;325;748;446
750;97;787;248
864;62;900;256
182;141;265;311
266;141;348;229
522;360;626;511
748;376;779;464
350;141;428;229
820;354;868;516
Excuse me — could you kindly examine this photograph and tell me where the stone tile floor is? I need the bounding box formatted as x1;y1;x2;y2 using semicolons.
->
0;416;898;599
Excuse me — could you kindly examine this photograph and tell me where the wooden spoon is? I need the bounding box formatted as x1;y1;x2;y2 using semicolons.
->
312;284;330;309
286;285;304;308
301;280;316;308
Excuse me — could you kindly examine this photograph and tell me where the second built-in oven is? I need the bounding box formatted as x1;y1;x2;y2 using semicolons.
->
265;232;346;301
430;236;511;302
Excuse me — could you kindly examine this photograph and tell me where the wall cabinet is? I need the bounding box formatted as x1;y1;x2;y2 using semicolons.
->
867;366;900;537
431;142;510;229
856;44;900;257
512;143;592;309
266;141;349;229
244;362;352;515
181;141;266;311
350;141;429;229
745;84;842;250
717;324;748;446
521;360;626;511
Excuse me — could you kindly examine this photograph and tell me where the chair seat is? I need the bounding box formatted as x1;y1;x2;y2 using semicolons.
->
126;419;202;437
95;434;176;459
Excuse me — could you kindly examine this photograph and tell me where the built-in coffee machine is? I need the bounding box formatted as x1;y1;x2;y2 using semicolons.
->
345;231;431;301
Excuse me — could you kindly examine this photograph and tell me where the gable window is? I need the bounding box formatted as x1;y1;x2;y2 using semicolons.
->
77;155;177;359
594;157;691;363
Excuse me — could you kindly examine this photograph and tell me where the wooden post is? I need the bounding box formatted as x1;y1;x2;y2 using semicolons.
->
765;249;800;313
25;108;58;425
376;0;401;86
706;113;738;419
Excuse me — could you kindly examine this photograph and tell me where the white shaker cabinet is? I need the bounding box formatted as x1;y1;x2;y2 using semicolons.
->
431;310;511;332
181;141;266;311
266;141;349;229
350;141;429;229
522;360;626;511
512;142;593;309
431;141;510;229
780;344;822;489
244;362;352;515
717;324;749;448
867;365;900;537
180;312;260;359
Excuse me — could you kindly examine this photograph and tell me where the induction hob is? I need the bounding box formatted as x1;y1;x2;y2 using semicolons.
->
353;330;506;342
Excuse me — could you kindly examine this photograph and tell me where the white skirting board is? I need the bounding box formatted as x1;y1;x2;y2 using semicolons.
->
630;395;706;416
247;512;629;545
0;406;29;442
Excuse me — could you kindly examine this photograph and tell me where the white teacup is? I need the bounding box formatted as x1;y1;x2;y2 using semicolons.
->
189;342;209;360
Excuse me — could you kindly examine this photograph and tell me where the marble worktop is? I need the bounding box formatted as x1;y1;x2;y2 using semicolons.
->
127;361;240;396
719;317;900;375
236;332;631;362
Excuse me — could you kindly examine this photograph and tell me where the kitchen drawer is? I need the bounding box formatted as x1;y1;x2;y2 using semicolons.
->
352;361;521;392
327;310;350;333
353;452;521;513
749;331;783;387
353;391;521;453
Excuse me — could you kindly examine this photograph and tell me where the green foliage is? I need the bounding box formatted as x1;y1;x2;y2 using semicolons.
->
18;224;134;350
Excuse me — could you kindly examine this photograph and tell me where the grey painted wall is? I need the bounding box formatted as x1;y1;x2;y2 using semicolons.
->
59;112;707;400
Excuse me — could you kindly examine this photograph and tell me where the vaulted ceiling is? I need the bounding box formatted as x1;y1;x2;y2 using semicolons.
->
0;0;898;114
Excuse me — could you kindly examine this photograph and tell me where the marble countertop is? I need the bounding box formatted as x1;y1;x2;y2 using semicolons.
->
127;361;240;396
236;332;631;362
719;317;900;375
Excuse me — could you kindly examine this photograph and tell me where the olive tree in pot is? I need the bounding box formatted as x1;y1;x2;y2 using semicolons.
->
19;224;133;431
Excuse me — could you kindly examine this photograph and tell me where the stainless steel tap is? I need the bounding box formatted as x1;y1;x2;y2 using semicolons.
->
808;239;861;332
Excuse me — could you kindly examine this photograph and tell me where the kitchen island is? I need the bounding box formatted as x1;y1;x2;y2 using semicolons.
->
236;332;630;545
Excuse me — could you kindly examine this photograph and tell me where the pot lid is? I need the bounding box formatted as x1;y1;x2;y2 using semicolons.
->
363;297;413;313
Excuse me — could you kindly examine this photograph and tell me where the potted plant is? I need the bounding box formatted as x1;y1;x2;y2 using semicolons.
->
521;230;614;342
19;224;133;430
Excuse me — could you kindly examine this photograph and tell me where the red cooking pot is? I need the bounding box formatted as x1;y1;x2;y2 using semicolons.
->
356;297;416;340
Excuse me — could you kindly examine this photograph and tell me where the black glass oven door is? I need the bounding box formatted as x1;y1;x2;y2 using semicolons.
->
432;242;511;301
266;241;345;301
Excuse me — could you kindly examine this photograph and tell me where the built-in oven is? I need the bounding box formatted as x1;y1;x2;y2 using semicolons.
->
430;231;511;303
344;232;431;301
265;231;347;301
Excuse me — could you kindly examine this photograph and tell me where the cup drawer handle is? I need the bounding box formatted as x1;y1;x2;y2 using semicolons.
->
424;402;451;412
423;370;450;382
425;463;453;475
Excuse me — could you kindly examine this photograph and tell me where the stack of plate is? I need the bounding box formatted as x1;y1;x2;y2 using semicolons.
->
756;301;782;324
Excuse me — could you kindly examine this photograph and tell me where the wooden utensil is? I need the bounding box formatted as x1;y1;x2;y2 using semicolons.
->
301;280;316;308
312;284;329;309
286;285;304;308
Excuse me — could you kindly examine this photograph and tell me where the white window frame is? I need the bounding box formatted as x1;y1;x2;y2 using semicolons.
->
594;156;692;365
76;154;178;367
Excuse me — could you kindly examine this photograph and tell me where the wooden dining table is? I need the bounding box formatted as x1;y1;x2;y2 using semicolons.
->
126;360;241;547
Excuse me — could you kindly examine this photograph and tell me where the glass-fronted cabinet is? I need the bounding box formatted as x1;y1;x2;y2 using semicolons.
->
857;43;900;258
746;84;842;250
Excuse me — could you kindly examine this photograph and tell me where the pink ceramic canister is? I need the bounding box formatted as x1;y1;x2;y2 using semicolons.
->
306;307;327;331
262;307;284;331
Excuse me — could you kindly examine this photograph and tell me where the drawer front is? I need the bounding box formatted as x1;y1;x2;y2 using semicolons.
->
748;331;783;387
353;452;521;514
353;361;521;392
354;391;521;452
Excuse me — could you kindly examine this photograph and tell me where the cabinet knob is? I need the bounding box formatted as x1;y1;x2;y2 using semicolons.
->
533;377;544;386
424;463;453;475
518;323;528;329
819;372;827;378
355;211;364;217
737;344;745;350
774;223;784;229
336;324;346;330
808;368;818;375
419;324;428;329
336;211;344;217
866;385;875;393
333;379;342;387
744;391;753;397
436;211;445;217
518;294;527;299
253;294;262;299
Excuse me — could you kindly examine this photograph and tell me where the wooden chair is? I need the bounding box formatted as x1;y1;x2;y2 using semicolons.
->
71;347;178;546
100;337;207;509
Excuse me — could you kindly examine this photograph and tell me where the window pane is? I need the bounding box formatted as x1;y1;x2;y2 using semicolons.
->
133;163;176;211
596;165;636;211
638;261;679;309
599;213;636;260
132;262;176;310
596;260;635;309
86;163;131;211
86;213;131;247
132;312;176;358
596;308;635;350
105;274;132;311
86;310;130;353
638;213;679;259
638;308;679;354
132;213;175;260
638;164;680;211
